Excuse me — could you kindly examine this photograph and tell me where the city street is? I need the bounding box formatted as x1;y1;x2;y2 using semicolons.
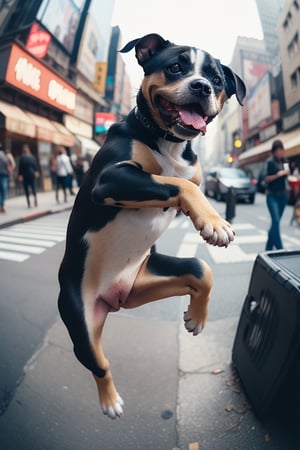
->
0;193;300;449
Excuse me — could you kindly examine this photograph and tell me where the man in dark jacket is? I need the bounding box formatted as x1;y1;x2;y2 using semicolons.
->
18;144;39;208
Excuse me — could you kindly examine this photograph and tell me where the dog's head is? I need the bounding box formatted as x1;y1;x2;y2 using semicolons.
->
121;33;246;140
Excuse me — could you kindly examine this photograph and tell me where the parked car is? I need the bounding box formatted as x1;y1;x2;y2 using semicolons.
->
204;167;257;203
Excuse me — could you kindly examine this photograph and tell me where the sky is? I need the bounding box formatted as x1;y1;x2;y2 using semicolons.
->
111;0;264;90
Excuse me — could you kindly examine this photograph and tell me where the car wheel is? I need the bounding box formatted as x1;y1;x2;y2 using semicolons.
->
215;188;222;202
249;194;255;204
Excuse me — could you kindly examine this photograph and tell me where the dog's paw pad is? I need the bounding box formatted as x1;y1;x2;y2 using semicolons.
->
101;393;124;419
183;310;203;335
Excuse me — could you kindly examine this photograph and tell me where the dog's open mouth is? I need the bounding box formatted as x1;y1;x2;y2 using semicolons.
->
158;96;210;135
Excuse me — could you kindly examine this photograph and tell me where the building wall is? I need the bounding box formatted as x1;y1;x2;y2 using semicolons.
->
278;0;300;110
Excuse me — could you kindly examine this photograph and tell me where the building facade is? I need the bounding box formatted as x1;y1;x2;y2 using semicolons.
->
0;0;132;197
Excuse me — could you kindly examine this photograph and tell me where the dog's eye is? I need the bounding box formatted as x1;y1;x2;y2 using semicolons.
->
212;75;222;85
167;63;182;74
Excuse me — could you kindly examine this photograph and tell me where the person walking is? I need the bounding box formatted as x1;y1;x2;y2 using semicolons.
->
265;139;290;251
18;143;39;208
55;146;74;203
0;143;11;213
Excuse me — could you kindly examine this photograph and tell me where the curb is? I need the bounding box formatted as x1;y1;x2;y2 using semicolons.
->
0;206;73;230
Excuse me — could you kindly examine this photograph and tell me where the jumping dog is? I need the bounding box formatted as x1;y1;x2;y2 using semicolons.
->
58;33;246;419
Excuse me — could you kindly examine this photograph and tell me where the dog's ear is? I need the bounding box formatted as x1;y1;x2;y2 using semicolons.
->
120;33;170;67
221;64;246;106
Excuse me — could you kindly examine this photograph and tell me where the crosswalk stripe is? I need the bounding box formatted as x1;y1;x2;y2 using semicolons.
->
0;250;29;262
0;230;64;241
0;242;45;253
0;216;68;262
0;235;57;247
207;244;257;263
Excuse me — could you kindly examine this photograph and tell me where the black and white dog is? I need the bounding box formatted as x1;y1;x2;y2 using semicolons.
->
58;33;246;419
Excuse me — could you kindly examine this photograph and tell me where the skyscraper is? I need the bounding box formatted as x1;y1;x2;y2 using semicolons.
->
255;0;286;74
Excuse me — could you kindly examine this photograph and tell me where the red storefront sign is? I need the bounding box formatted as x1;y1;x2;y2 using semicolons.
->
25;23;51;59
5;43;76;114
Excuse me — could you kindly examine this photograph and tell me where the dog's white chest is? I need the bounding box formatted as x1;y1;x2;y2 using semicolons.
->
152;141;196;179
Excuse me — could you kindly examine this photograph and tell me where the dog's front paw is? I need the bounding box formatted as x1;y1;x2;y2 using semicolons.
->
101;393;124;419
183;303;208;336
199;219;235;247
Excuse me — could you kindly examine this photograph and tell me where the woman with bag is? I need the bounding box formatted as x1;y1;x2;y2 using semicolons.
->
55;146;74;203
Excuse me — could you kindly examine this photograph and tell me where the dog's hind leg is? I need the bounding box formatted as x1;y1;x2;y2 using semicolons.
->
58;286;124;419
124;252;213;335
84;295;124;419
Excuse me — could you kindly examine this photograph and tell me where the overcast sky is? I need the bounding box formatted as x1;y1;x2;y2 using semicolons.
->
112;0;264;89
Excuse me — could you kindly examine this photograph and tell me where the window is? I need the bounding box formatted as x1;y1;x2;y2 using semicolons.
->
288;33;299;57
283;10;293;32
290;68;300;89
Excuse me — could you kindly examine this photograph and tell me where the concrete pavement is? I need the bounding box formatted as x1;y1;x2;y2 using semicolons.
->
0;189;76;229
1;191;300;449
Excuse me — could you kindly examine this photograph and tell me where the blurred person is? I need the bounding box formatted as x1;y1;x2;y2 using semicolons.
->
264;139;290;250
73;156;89;187
18;144;39;208
289;160;300;201
0;143;11;212
5;148;16;173
55;146;74;203
49;153;57;189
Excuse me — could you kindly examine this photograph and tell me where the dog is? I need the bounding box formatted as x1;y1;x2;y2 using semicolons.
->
58;33;246;419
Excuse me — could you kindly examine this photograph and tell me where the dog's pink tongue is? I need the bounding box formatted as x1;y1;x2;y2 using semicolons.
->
179;109;207;133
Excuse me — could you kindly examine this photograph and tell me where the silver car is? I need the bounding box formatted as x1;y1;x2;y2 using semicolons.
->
204;167;257;203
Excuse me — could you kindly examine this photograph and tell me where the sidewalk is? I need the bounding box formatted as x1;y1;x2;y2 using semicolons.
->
0;189;76;229
1;191;300;449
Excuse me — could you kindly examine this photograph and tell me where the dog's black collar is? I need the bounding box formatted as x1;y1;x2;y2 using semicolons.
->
134;107;184;143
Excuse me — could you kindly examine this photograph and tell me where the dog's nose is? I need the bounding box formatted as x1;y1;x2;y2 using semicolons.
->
189;79;212;96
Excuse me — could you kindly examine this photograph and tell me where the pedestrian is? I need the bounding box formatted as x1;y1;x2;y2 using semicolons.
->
18;143;39;208
5;148;16;174
49;153;57;189
55;146;74;203
0;143;11;213
264;139;290;251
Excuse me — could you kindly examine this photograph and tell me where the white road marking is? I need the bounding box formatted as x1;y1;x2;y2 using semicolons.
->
0;250;29;262
0;236;56;247
0;230;64;241
0;219;67;262
0;242;44;253
173;221;300;263
207;245;257;263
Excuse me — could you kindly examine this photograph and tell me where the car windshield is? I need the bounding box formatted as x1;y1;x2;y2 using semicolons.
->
220;168;248;179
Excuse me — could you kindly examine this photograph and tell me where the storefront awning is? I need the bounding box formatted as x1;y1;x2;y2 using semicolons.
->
238;128;300;166
75;135;100;157
51;120;75;147
26;112;63;144
0;100;36;137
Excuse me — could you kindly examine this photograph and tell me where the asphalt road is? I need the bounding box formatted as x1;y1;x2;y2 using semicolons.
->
0;195;300;449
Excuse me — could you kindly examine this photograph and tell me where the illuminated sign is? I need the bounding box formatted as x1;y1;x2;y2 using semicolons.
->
95;112;116;133
5;44;76;114
25;23;51;58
